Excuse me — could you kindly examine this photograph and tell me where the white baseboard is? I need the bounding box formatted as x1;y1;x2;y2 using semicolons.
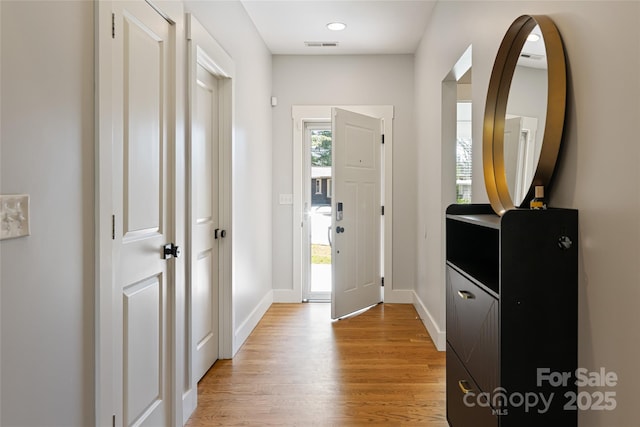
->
383;288;414;303
272;288;302;303
412;291;446;351
182;389;197;426
233;290;273;355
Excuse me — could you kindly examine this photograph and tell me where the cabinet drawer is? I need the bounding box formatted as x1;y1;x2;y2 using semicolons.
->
446;343;498;427
446;265;498;394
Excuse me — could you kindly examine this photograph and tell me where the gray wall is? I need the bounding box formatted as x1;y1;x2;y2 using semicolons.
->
2;1;639;426
0;0;274;424
272;54;416;294
0;1;94;425
414;1;640;426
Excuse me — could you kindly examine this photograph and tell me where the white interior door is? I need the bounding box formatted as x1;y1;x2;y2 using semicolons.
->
504;116;522;202
331;108;383;319
112;2;172;425
191;63;220;382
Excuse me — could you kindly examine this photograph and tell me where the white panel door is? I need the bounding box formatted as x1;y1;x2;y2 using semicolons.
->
112;2;172;426
504;117;523;202
191;63;220;381
331;108;382;319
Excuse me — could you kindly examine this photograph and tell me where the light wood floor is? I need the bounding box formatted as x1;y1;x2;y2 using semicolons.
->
186;303;447;426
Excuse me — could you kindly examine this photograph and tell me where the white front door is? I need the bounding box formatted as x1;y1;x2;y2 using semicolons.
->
331;108;383;319
112;2;172;425
191;63;221;381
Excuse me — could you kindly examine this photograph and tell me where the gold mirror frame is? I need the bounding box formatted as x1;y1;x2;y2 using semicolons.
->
483;15;566;215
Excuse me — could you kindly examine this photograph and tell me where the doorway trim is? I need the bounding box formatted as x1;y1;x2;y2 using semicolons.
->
185;12;234;359
183;12;235;423
282;105;399;304
414;45;472;352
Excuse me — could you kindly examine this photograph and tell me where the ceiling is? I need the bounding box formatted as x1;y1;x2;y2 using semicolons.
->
518;25;548;69
240;1;438;55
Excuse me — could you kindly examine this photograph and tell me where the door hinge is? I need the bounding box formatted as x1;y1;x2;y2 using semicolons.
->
111;13;115;38
111;214;115;240
381;134;385;145
381;205;385;216
381;277;385;287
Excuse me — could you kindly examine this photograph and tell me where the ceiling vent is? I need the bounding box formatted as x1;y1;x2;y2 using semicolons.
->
304;41;339;48
520;53;545;61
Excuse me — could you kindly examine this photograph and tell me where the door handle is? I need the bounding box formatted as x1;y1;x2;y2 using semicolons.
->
163;243;181;259
336;226;345;234
327;226;332;247
214;229;227;239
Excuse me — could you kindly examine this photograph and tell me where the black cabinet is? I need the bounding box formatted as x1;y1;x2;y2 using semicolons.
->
445;204;577;427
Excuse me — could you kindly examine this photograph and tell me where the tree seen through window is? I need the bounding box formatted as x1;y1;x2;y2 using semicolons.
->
311;130;332;166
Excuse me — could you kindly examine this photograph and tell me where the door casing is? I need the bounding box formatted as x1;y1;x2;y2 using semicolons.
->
183;12;234;423
280;105;402;305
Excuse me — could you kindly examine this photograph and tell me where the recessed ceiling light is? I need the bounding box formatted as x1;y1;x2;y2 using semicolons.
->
327;22;346;31
527;33;541;42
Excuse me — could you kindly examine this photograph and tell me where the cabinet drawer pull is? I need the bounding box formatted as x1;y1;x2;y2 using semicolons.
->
457;290;475;300
458;380;473;394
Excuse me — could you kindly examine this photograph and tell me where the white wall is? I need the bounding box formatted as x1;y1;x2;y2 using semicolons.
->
271;54;416;295
415;1;640;426
184;1;274;349
0;1;94;425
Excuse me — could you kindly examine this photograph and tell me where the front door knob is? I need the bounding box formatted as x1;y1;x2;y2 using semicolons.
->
336;226;345;234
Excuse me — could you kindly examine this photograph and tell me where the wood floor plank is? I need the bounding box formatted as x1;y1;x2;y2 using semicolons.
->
186;303;447;426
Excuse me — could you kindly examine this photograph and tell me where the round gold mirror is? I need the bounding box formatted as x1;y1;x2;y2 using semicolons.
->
483;15;566;215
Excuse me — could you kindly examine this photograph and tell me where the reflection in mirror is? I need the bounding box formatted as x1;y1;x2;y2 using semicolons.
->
504;116;538;203
456;89;472;203
483;15;566;215
456;105;472;203
504;24;548;206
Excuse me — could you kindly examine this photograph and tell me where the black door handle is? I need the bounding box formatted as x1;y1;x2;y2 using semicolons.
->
163;243;181;259
336;226;345;234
